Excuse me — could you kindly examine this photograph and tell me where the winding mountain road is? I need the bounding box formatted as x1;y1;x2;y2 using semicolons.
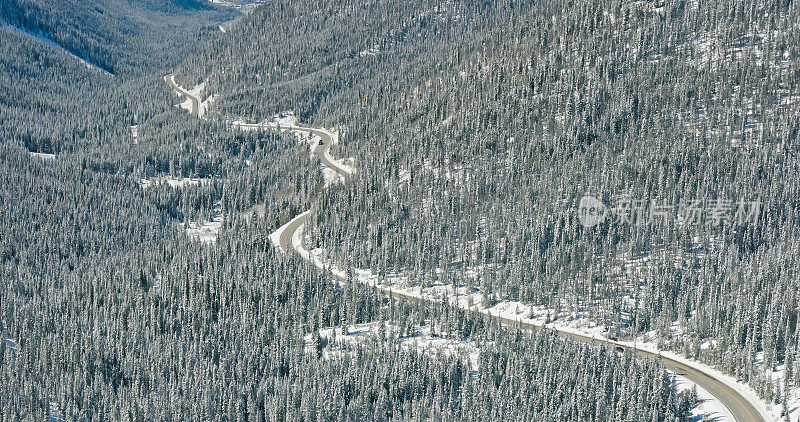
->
164;74;768;422
165;74;201;117
267;124;766;422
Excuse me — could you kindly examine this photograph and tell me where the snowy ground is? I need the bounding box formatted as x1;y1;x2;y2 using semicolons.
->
48;402;65;422
181;204;224;244
305;321;483;371
241;203;265;221
271;111;298;127
208;0;265;14
138;177;215;189
672;370;735;421
754;352;800;422
359;45;380;57
178;96;193;114
29;152;56;161
1;323;19;362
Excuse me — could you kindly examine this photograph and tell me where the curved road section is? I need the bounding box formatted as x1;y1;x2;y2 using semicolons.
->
164;75;766;422
266;125;766;422
165;74;202;117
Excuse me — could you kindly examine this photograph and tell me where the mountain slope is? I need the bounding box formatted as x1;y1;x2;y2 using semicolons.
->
0;0;235;75
174;0;800;412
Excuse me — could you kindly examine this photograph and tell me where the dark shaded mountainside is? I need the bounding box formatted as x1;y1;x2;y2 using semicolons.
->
179;0;800;408
0;0;237;158
0;0;232;75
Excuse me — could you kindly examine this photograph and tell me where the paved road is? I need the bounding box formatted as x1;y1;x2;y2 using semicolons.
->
272;127;347;251
519;323;763;422
193;91;766;422
292;241;764;421
165;74;201;117
234;122;350;177
267;123;765;422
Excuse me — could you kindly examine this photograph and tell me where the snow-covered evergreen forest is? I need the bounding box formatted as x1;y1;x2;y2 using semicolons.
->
2;0;798;420
173;0;800;411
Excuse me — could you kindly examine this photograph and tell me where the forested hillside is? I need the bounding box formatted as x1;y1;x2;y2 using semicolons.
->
0;102;692;420
0;0;704;420
179;0;800;410
0;0;234;75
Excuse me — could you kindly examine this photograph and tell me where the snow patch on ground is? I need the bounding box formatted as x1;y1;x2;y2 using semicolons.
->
398;168;411;185
753;353;800;422
208;0;266;13
359;45;380;57
1;323;19;362
131;125;138;144
197;97;214;119
48;402;65;422
187;81;206;97
181;204;224;245
271;111;299;127
780;382;800;422
139;177;215;189
672;370;735;421
2;336;17;351
178;96;194;114
321;166;345;187
30;152;56;161
305;322;482;370
231;111;297;131
2;335;18;354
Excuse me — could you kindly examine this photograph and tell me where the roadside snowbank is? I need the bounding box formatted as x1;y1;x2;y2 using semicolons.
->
673;370;735;421
290;224;777;421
